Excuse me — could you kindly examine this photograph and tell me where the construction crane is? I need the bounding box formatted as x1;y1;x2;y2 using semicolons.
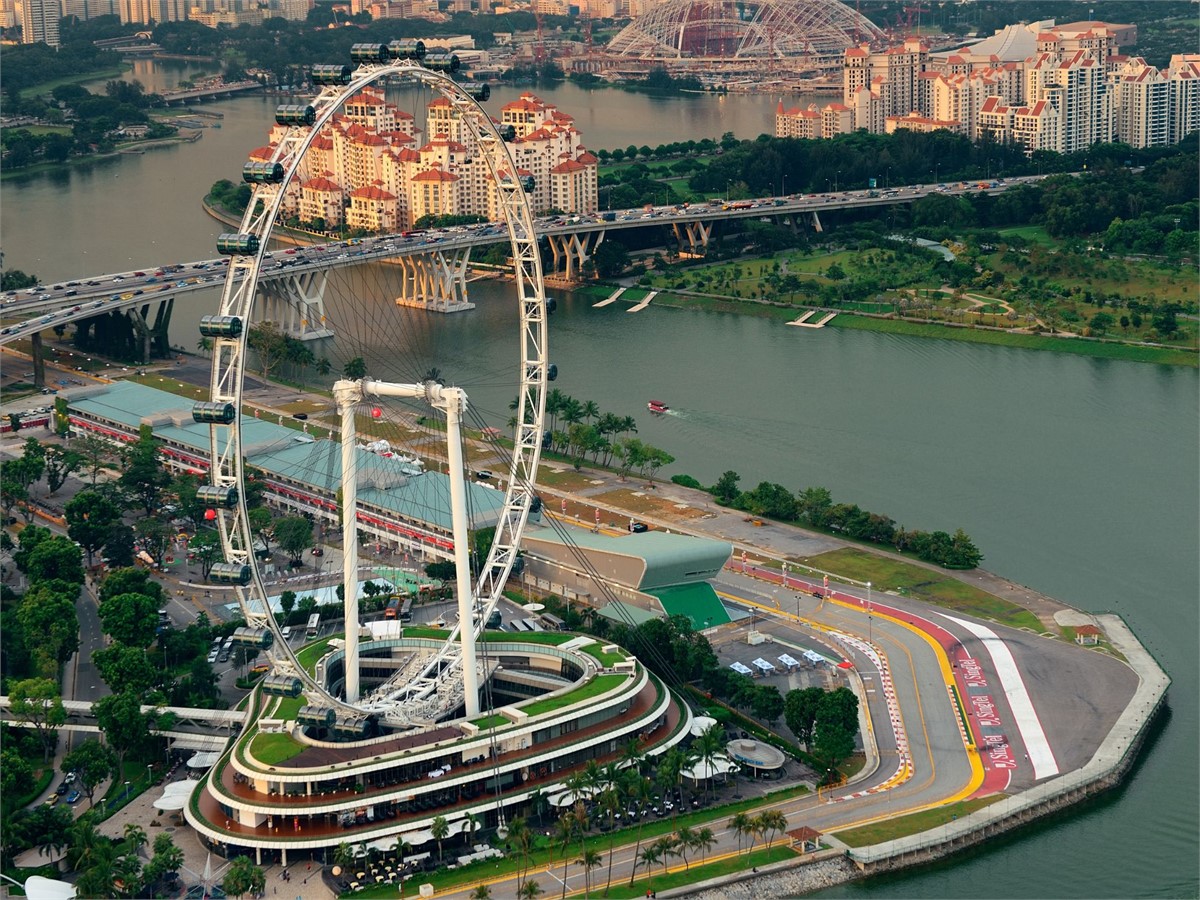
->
533;8;546;65
898;2;930;35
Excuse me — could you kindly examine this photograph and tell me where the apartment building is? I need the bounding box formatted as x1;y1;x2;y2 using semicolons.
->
265;90;596;233
1110;58;1170;148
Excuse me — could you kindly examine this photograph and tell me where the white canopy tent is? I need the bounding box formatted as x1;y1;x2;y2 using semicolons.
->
153;779;202;812
682;755;738;782
690;715;718;738
23;876;76;900
187;751;222;770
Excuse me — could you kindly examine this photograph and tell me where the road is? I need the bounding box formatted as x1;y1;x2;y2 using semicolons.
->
0;177;1047;344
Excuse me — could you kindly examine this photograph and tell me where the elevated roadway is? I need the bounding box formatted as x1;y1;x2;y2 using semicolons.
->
0;177;1042;348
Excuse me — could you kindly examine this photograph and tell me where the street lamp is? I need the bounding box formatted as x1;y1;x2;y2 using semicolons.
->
867;581;872;644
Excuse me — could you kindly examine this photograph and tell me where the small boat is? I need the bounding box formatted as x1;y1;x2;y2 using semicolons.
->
648;400;669;414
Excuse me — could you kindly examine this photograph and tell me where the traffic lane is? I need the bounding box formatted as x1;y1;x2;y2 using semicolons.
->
716;572;975;808
941;616;1138;780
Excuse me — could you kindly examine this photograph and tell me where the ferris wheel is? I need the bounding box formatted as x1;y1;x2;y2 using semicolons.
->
197;46;549;733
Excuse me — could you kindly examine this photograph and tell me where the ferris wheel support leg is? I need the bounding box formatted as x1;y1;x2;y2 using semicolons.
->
335;379;363;704
435;387;482;717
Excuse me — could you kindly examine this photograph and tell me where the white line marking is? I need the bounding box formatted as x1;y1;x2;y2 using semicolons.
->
942;614;1059;779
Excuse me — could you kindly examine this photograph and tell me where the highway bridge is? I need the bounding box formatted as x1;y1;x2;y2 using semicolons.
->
1;178;1037;374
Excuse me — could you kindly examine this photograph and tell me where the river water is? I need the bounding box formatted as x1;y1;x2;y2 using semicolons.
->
2;63;1196;899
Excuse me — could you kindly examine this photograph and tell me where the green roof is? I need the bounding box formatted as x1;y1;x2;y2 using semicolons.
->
524;524;731;590
595;600;659;627
647;582;730;630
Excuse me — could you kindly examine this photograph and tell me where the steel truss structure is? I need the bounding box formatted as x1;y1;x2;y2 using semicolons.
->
204;60;548;732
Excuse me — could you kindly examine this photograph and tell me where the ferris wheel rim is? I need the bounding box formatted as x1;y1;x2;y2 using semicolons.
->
204;61;549;725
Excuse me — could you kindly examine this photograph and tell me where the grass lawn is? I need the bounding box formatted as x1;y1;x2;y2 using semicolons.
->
249;731;307;765
602;845;797;898
834;795;1004;846
996;224;1056;246
828;315;1197;367
469;713;509;730
520;673;628;716
19;67;127;98
581;643;627;666
802;547;1045;632
295;636;335;672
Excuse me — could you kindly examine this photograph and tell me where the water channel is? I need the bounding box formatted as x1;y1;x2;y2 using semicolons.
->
2;63;1196;899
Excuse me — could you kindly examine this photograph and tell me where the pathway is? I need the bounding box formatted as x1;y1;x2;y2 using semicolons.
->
592;287;625;308
628;290;657;312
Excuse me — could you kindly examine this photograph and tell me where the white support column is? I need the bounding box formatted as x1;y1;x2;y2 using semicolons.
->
334;380;362;704
809;211;824;233
435;387;480;717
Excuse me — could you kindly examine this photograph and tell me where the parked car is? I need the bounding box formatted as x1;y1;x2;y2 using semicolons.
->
66;790;81;804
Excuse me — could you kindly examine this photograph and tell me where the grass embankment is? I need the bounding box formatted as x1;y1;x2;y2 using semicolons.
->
828;315;1198;367
18;67;127;98
602;845;797;898
802;548;1043;632
834;795;1004;846
249;731;307;765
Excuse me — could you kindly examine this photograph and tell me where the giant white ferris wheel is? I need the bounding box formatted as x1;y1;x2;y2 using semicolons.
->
196;45;549;734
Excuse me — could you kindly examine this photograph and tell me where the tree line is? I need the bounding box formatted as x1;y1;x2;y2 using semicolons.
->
682;470;983;569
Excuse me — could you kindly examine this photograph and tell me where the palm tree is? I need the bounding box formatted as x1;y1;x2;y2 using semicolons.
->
696;724;726;803
694;826;717;863
747;813;766;856
196;336;212;355
651;835;677;878
554;812;579;900
506;816;532;890
315;356;332;379
730;812;752;855
760;809;788;849
122;822;147;857
470;885;493;899
518;879;544;899
636;845;661;893
580;400;600;423
625;773;655;888
674;826;696;870
431;815;449;864
576;848;602;897
423;367;446;385
333;841;356;871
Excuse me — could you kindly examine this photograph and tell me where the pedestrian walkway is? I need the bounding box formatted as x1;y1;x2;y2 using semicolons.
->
628;290;657;312
592;287;625;307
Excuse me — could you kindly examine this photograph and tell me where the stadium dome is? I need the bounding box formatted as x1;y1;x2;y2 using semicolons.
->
607;0;885;59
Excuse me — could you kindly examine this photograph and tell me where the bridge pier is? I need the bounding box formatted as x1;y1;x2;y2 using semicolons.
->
672;220;711;256
127;306;154;363
393;246;475;313
809;211;824;233
259;271;335;339
30;333;45;387
545;230;604;282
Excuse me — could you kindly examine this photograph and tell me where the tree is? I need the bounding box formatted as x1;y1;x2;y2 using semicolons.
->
593;240;630;278
190;529;221;579
730;812;753;855
279;589;297;621
105;523;136;568
247;322;289;379
1;749;35;808
142;832;184;886
61;739;117;808
99;566;163;605
575;847;602;897
470;886;493;900
518;879;544;900
812;719;856;771
222;855;266;899
9;678;66;762
1;473;27;523
135;516;172;567
431;814;450;863
65;490;121;566
73;434;111;484
17;581;80;677
94;642;158;694
120;427;170;516
17;531;84;584
712;470;740;504
43;447;82;495
343;356;368;379
784;686;825;748
93;691;156;773
273;516;313;563
99;591;161;648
